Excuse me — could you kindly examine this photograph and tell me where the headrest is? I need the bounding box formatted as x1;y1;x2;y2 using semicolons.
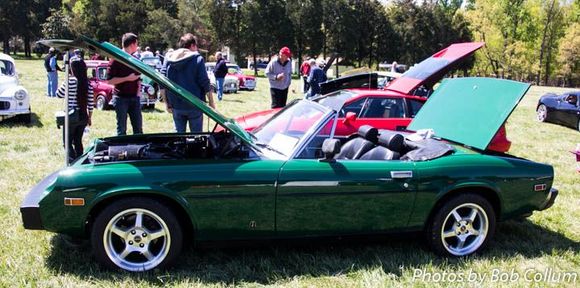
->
378;132;405;153
358;125;378;143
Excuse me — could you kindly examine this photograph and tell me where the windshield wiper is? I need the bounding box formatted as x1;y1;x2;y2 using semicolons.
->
255;142;286;157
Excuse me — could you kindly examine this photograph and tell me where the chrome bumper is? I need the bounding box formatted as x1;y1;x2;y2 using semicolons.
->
540;188;558;210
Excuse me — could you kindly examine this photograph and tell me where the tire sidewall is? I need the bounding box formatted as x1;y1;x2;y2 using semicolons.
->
537;104;548;122
426;193;496;257
96;95;106;110
90;197;183;272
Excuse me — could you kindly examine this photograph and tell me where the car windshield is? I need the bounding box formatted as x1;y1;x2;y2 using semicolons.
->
0;60;15;76
252;101;331;157
227;64;242;74
402;57;450;80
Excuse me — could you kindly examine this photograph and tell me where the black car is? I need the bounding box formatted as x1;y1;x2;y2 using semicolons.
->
537;91;580;131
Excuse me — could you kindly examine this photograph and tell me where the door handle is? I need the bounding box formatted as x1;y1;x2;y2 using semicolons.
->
391;171;413;179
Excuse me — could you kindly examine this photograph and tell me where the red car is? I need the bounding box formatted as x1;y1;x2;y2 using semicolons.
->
234;42;512;153
86;60;115;110
227;63;256;90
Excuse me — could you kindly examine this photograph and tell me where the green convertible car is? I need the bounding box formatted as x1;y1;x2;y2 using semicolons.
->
21;37;558;272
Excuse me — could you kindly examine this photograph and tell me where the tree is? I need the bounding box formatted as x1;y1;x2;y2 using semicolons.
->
557;23;579;87
42;8;74;40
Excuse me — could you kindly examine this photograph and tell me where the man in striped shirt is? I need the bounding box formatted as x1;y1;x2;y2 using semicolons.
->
56;57;94;162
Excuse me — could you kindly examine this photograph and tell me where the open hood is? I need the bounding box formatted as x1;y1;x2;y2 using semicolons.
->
385;42;484;95
38;36;253;144
407;78;530;151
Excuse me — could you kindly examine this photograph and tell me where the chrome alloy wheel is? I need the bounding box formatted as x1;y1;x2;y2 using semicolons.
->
536;104;547;122
440;203;488;256
103;208;170;272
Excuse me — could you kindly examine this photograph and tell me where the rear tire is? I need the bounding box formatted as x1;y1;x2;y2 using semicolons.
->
91;197;183;272
425;193;496;257
536;104;548;122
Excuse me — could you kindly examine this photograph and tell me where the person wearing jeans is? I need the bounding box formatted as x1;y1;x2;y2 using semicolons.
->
161;33;215;133
213;52;228;101
172;109;203;133
107;33;143;135
114;96;143;135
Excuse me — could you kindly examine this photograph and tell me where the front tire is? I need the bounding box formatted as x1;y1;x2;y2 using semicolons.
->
536;104;548;122
425;193;496;257
96;95;107;111
91;197;183;272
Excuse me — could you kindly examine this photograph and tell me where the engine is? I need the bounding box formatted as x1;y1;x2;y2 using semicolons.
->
89;132;250;163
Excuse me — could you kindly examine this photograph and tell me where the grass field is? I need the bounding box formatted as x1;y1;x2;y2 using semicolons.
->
1;59;579;287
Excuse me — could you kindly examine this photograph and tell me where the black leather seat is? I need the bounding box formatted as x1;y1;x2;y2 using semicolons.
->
360;131;405;160
334;125;378;159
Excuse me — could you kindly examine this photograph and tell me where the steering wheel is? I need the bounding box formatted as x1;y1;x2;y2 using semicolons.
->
217;136;241;157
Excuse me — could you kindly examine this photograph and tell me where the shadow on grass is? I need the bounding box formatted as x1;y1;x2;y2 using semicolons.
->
221;99;244;103
0;113;43;128
44;219;579;285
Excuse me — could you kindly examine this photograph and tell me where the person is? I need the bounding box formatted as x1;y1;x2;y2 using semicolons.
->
300;57;311;93
107;33;143;136
155;50;164;64
213;52;228;101
134;46;142;59
44;47;62;97
56;57;94;162
307;59;327;98
141;46;154;59
265;46;293;108
161;33;215;133
90;53;104;60
391;61;398;73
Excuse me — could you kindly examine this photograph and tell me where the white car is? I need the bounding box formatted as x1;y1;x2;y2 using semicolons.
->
0;53;31;123
205;62;238;93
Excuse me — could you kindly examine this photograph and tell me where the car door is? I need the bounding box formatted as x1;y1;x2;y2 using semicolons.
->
178;159;284;241
556;94;579;127
275;159;416;236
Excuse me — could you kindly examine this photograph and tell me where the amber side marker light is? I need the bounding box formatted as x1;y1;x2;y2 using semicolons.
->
64;198;85;206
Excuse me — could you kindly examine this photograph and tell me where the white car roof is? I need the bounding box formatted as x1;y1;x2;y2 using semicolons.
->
0;53;15;63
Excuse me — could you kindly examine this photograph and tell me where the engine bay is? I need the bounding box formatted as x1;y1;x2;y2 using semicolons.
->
88;131;252;163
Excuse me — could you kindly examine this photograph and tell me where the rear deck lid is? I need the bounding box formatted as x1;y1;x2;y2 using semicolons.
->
408;77;530;150
385;42;484;95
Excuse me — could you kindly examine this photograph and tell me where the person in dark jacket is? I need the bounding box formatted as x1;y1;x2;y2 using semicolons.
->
161;33;215;133
44;47;62;97
307;59;327;98
213;52;228;101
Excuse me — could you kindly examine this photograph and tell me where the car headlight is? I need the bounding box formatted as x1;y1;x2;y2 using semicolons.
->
14;89;27;100
147;85;155;95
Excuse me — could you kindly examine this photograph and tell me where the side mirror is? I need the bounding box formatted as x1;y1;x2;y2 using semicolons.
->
343;112;357;125
320;139;341;161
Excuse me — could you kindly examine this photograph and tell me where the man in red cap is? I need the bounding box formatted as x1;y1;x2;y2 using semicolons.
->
265;46;293;108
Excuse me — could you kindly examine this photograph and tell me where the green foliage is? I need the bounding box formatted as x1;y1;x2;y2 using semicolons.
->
41;8;73;40
557;23;580;86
